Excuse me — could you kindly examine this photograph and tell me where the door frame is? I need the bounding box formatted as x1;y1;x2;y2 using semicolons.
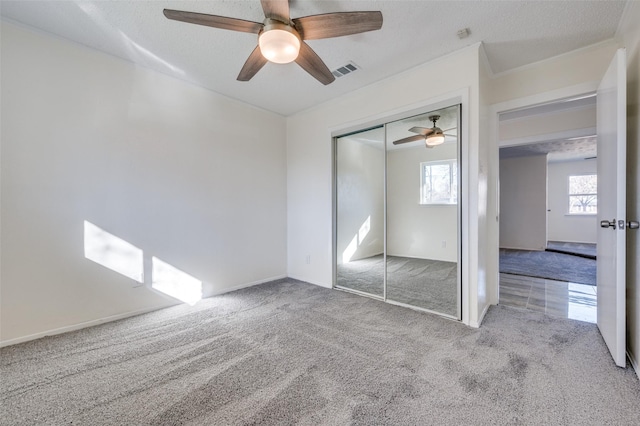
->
487;81;600;305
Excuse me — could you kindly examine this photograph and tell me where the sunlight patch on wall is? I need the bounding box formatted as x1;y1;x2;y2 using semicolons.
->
342;215;372;263
84;221;144;283
358;216;371;242
152;257;202;306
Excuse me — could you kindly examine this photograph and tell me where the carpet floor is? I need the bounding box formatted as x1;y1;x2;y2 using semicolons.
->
499;249;596;286
2;279;638;425
336;255;458;317
546;241;597;259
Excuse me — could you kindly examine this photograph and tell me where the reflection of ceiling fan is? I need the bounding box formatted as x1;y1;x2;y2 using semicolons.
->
163;0;383;85
393;115;456;148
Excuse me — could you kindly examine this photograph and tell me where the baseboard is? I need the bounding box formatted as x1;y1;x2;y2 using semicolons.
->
547;240;596;245
286;274;331;289
0;274;289;348
470;302;492;328
500;246;545;252
209;274;288;296
627;349;640;380
0;305;172;348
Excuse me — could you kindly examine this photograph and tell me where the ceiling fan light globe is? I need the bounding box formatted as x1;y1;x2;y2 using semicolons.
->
425;134;445;147
259;29;300;64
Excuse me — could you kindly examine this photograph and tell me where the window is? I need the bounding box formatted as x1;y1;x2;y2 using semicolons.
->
568;174;597;214
420;160;457;205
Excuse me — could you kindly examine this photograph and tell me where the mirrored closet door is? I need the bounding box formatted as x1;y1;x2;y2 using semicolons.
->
334;105;461;319
335;126;385;298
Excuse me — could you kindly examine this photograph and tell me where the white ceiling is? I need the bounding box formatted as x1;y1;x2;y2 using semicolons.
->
0;1;628;116
499;136;597;163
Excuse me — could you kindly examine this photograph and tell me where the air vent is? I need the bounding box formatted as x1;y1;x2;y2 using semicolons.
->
331;62;360;78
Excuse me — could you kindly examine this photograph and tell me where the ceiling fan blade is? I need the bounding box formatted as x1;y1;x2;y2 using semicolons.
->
260;0;290;23
293;11;383;40
237;46;268;81
393;135;425;145
163;9;263;34
295;42;335;85
409;126;434;136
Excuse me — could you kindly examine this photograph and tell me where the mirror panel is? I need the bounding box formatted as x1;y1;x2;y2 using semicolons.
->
385;105;460;316
335;127;385;297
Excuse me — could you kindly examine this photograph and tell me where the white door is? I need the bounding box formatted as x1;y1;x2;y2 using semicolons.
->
596;48;627;367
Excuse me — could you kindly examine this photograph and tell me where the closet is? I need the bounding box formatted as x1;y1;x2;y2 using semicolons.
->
334;104;461;319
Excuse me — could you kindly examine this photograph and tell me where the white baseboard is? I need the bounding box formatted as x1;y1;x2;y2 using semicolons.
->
628;349;640;381
287;274;331;288
0;275;289;348
0;305;172;348
208;274;288;296
500;246;545;251
470;302;492;328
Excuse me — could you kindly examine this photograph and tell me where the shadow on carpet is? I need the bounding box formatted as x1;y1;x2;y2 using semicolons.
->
500;248;596;285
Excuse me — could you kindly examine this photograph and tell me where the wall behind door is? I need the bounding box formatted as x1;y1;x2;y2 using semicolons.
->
499;155;547;250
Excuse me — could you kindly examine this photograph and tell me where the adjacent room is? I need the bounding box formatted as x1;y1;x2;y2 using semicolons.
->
498;95;599;322
2;1;640;424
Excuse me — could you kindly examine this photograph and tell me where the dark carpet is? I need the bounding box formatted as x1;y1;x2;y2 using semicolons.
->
1;279;638;425
336;255;458;316
546;241;597;259
499;249;596;286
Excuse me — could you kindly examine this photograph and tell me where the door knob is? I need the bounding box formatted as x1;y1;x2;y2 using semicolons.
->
600;219;616;229
628;221;640;229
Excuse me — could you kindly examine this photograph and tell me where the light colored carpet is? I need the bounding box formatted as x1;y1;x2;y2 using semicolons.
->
1;279;638;425
337;255;458;316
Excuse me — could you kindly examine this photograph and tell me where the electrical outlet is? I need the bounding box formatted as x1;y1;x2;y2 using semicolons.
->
305;255;311;264
441;241;447;248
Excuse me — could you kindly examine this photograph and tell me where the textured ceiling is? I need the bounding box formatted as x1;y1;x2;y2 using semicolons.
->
0;1;628;116
499;136;597;163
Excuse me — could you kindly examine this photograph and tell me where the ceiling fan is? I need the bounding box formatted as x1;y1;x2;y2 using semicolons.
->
163;0;383;85
393;115;457;148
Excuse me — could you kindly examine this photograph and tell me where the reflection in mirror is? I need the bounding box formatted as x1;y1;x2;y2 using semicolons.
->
386;105;460;317
335;126;385;297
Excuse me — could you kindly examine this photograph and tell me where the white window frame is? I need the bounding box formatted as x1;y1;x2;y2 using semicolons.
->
420;159;458;205
567;173;597;215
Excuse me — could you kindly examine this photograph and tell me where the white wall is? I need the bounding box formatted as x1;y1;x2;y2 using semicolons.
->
499;155;547;250
488;40;620;105
287;44;484;326
478;47;494;321
387;143;458;262
336;136;384;263
500;105;596;142
0;22;287;344
618;0;640;379
547;159;597;243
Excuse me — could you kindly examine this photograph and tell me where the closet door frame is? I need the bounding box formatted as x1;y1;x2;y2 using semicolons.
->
332;91;468;322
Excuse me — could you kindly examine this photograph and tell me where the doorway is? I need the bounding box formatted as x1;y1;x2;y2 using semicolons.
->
334;104;461;319
496;95;598;322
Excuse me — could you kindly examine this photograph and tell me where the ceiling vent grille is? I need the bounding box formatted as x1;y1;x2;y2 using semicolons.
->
332;62;360;78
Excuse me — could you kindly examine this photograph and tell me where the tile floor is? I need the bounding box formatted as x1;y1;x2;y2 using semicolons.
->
499;273;597;323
